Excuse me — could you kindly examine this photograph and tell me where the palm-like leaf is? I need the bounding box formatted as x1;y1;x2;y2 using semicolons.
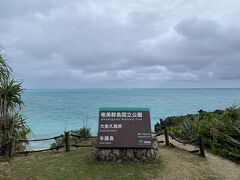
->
0;51;29;155
0;54;11;82
0;78;24;113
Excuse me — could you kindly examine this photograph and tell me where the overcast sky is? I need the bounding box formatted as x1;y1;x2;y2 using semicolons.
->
1;0;240;88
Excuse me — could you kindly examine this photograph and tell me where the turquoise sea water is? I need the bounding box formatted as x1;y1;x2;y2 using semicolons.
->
22;88;240;149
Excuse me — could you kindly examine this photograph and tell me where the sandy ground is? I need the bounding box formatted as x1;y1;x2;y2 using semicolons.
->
157;135;240;180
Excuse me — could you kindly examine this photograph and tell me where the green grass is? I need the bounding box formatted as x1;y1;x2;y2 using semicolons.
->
1;146;240;180
0;148;161;180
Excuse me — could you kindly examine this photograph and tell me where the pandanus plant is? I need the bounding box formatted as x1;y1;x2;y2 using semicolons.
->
0;50;30;155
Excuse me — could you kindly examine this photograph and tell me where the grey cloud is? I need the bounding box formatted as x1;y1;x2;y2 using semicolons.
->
1;0;240;88
175;18;222;40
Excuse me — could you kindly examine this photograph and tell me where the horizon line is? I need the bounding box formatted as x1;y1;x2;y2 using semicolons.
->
23;87;240;90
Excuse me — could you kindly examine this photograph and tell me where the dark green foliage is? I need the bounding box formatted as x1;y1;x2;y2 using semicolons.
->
211;146;229;158
180;120;197;139
50;127;92;148
0;50;30;154
77;127;91;138
159;106;240;163
0;78;24;112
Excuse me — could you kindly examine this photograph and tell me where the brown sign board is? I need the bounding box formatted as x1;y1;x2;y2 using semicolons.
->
97;108;152;148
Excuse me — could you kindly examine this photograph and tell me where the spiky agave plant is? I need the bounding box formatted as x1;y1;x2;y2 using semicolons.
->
179;120;197;140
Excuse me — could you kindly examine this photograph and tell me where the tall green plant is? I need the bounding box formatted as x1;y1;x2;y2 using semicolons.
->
0;78;24;113
0;49;30;155
0;50;11;83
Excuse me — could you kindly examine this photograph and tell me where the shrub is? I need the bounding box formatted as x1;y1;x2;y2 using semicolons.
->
50;127;92;149
158;105;240;163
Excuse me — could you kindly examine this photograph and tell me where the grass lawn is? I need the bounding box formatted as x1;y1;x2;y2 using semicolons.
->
0;148;161;180
0;146;239;180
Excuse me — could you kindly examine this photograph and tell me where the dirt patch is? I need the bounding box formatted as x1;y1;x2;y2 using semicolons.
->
157;135;240;180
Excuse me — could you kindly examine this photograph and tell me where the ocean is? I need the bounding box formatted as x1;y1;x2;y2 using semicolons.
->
22;88;240;149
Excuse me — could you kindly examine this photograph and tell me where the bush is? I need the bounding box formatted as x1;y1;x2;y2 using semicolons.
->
157;106;240;163
50;127;92;149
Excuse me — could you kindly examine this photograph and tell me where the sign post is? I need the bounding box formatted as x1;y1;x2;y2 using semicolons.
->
97;108;152;148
